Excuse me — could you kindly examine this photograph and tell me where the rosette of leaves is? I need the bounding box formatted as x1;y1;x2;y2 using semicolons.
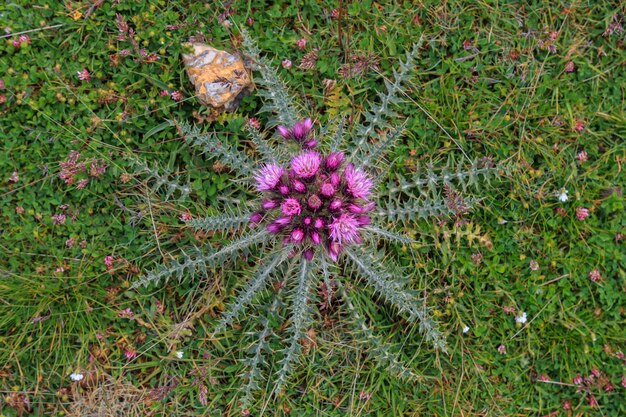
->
132;29;500;408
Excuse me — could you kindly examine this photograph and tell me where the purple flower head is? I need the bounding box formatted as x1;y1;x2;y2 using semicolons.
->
291;151;321;179
328;213;361;245
277;118;314;144
304;139;317;149
344;164;373;199
307;194;322;210
255;164;284;191
281;198;302;216
325;152;344;171
253;149;375;261
320;183;335;197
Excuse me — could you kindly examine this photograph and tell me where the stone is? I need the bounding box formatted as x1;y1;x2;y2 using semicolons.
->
182;43;252;112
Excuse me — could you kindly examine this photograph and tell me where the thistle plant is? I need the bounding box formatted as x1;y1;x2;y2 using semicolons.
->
132;29;500;408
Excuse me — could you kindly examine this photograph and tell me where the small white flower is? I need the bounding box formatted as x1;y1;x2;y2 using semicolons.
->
558;188;568;202
70;373;84;382
497;218;508;225
176;351;184;359
516;312;528;324
462;326;470;334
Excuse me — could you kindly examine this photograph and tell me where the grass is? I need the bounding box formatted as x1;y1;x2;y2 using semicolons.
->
1;0;625;416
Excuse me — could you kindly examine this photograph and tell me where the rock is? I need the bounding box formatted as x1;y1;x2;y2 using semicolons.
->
182;43;252;112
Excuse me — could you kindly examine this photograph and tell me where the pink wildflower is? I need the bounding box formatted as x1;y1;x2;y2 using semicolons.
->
564;61;575;73
160;89;170;96
66;238;76;248
588;269;601;282
282;59;292;69
8;171;19;183
296;38;306;50
573;374;583;385
125;349;137;360
18;35;30;45
171;90;183;102
52;213;67;225
562;400;572;411
76;179;89;189
574;120;584;132
576;207;590;220
247;118;261;129
529;260;539;271
576;150;588;161
359;391;372;401
497;344;506;355
180;211;193;222
118;308;134;319
15;205;24;215
77;69;90;81
104;255;115;269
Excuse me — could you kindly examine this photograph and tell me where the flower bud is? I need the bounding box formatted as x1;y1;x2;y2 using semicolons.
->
279;185;290;195
267;223;281;234
329;199;343;211
249;212;263;225
262;199;277;210
292;180;306;193
308;194;322;210
303;248;314;261
325;152;344;170
275;216;291;226
310;231;321;245
304;139;317;149
314;218;324;229
320;183;335;197
291;228;304;243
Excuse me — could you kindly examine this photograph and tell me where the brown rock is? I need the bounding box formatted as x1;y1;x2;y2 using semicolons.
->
182;43;252;112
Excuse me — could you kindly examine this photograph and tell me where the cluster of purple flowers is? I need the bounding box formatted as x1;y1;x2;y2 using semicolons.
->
251;121;374;261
